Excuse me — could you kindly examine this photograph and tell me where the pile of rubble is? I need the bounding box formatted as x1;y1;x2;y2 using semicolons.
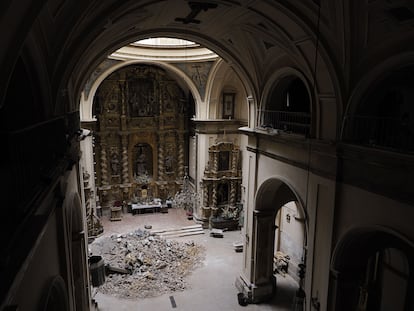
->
89;229;205;299
273;251;290;276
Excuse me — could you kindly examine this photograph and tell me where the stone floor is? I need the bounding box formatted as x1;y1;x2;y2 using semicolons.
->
92;208;299;311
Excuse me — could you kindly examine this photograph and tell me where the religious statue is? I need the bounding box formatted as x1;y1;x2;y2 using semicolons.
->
110;154;120;175
136;152;147;176
165;155;174;173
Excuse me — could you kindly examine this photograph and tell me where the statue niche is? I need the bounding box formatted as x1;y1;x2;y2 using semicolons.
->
133;143;153;184
127;66;159;117
110;153;120;176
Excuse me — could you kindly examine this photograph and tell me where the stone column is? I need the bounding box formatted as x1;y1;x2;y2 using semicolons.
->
237;208;276;303
250;209;277;302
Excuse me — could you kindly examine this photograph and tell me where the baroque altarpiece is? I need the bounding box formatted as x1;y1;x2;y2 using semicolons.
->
199;142;242;229
89;64;191;207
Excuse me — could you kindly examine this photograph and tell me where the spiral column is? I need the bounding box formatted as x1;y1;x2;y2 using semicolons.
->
178;133;184;178
213;151;218;172
203;183;209;207
100;143;108;185
230;180;236;207
232;149;238;172
121;136;129;183
212;182;217;208
158;134;165;181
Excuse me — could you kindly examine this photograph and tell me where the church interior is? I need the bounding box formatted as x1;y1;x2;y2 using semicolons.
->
1;1;414;310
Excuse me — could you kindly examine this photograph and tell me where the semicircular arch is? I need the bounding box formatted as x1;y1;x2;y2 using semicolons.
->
80;59;204;121
341;52;414;139
331;225;414;273
255;176;308;234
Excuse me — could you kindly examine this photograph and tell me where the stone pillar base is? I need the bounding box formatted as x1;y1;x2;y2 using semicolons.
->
193;214;210;229
235;275;276;304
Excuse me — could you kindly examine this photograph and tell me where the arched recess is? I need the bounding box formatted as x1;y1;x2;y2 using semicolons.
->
80;59;203;121
259;67;314;137
204;59;250;121
341;53;414;152
72;29;260;128
330;226;414;311
246;177;308;303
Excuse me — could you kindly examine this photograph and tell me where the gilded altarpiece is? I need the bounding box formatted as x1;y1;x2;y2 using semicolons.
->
200;142;242;229
91;65;189;207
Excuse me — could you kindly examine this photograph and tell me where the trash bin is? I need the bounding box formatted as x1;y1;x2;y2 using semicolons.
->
90;255;105;287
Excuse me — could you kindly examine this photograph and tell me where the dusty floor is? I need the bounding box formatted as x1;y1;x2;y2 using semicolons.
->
92;208;299;311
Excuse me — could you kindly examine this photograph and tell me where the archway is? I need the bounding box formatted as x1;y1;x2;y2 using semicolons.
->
342;62;414;152
259;68;313;137
237;177;308;304
330;227;414;311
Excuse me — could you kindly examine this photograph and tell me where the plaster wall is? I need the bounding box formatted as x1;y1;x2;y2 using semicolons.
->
242;140;336;310
189;135;197;182
80;135;96;208
240;148;257;282
10;212;62;310
334;184;414;245
275;202;305;281
305;178;336;311
208;61;248;121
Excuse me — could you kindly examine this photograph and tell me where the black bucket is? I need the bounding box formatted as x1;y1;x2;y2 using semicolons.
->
90;255;105;287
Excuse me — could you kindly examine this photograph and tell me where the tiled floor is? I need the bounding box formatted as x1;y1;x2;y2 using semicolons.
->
92;208;299;311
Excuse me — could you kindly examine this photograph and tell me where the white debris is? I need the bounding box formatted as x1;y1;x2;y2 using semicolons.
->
89;229;205;299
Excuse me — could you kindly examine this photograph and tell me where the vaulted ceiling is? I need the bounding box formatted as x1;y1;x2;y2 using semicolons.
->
1;0;414;114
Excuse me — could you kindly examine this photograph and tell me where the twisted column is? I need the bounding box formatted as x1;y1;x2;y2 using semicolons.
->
121;136;129;183
100;144;108;185
232;149;238;172
203;182;209;207
213;151;218;172
230;180;236;207
158;134;165;181
178;134;184;178
212;182;217;208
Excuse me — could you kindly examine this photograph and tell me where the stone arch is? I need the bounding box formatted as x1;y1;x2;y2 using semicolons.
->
259;67;315;137
243;177;308;303
330;226;414;311
204;59;250;121
341;52;414;140
342;62;414;151
80;60;202;121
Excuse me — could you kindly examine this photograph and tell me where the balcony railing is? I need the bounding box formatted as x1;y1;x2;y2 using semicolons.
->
342;115;414;152
258;110;311;136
